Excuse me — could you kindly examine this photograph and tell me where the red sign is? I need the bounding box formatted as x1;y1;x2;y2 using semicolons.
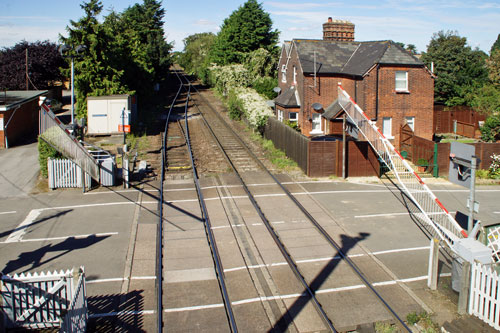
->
118;125;131;133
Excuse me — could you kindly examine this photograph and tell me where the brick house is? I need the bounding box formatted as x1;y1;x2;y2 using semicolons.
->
275;18;434;141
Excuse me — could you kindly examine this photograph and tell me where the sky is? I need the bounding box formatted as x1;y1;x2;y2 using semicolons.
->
0;0;499;54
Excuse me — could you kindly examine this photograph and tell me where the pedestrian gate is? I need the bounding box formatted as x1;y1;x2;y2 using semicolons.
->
1;267;87;332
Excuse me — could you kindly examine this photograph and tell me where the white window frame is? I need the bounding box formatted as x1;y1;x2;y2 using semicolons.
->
278;109;284;122
281;64;287;83
293;66;297;85
311;113;322;134
382;117;393;139
289;112;298;122
405;116;415;131
395;71;408;92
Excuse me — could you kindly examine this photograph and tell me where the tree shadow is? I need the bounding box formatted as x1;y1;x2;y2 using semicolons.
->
273;232;369;331
2;234;111;275
87;290;146;332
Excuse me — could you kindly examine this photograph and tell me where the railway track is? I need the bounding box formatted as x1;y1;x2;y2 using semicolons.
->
157;68;416;332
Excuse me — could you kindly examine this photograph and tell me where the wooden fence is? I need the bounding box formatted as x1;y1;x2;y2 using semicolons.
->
434;105;486;138
264;117;308;172
399;127;500;177
264;117;380;177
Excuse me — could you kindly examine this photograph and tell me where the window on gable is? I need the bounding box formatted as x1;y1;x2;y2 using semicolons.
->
278;109;283;122
281;64;286;83
293;66;297;85
289;112;298;122
395;71;408;92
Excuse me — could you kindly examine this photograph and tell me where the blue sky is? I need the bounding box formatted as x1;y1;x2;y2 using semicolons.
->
1;0;499;54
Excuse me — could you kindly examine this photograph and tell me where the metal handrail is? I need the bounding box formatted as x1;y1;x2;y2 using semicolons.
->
39;104;100;181
337;84;466;249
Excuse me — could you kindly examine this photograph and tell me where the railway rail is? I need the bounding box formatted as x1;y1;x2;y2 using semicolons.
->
156;68;414;332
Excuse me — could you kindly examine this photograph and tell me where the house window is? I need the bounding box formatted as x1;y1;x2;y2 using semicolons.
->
278;109;283;122
289;112;298;122
395;71;408;92
405;116;415;131
311;113;322;133
281;65;286;83
293;66;297;85
382;117;393;138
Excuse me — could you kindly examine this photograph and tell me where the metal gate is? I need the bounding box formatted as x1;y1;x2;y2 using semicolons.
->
1;267;87;332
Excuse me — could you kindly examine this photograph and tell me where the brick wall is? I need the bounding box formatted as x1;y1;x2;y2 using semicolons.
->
362;65;434;141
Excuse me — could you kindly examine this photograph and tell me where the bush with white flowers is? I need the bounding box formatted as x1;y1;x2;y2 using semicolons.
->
231;87;274;129
489;153;500;179
209;64;251;96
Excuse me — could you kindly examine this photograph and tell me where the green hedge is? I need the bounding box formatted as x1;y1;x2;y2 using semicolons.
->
38;137;62;178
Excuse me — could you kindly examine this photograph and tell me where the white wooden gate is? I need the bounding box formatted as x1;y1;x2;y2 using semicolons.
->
1;267;87;332
47;158;91;189
469;261;500;330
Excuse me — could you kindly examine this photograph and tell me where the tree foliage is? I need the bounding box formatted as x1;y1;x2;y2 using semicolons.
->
178;32;215;76
491;34;500;55
421;30;488;106
0;41;65;90
60;0;172;118
209;0;279;65
60;0;127;118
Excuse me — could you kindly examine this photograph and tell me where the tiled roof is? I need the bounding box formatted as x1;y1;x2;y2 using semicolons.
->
275;86;300;107
293;39;423;76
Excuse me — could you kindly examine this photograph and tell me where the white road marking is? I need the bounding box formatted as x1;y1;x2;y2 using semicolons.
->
5;232;119;244
89;310;155;318
354;211;457;219
0;211;16;215
5;209;41;242
224;245;430;273
3;201;152;243
87;276;156;284
162;273;451;313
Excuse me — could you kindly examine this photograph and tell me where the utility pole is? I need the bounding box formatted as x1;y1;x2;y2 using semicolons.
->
25;49;29;90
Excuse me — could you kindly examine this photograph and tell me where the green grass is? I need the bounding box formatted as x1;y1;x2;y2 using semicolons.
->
440;138;476;143
250;132;299;171
406;311;439;332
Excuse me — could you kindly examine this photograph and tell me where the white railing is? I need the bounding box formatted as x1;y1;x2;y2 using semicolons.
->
60;269;87;333
39;103;100;181
469;262;500;330
1;267;87;331
337;84;466;249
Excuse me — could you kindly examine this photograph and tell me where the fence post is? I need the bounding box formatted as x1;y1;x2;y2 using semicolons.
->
458;260;471;314
433;143;439;178
427;238;440;290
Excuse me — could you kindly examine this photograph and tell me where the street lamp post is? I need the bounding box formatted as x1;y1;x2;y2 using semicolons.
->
58;44;86;126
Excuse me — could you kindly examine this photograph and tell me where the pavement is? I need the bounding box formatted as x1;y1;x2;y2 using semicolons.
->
0;142;40;198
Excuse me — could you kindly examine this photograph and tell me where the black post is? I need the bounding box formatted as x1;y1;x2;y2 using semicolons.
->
122;108;126;145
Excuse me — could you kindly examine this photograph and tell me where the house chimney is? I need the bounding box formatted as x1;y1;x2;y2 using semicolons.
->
323;17;355;41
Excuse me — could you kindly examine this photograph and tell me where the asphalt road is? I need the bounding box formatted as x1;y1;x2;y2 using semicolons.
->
1;169;499;331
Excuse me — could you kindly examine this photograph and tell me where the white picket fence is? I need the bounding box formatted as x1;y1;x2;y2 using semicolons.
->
48;158;91;189
469;261;500;330
1;267;87;332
